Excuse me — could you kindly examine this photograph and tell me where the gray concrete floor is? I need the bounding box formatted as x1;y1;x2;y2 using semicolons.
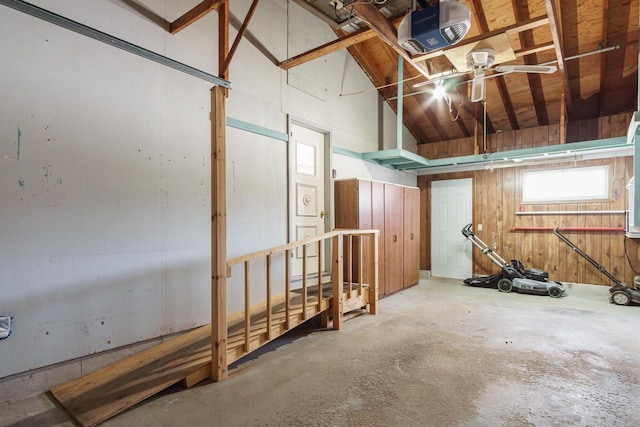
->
2;277;640;427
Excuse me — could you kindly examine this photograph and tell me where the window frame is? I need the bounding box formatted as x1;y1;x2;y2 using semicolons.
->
521;165;611;204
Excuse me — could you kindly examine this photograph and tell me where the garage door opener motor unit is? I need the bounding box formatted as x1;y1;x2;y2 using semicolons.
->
462;224;566;298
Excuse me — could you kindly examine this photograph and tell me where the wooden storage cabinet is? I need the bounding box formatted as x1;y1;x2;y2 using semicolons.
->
334;178;420;297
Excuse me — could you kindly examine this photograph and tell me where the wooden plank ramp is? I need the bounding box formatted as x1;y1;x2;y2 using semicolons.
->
50;283;369;427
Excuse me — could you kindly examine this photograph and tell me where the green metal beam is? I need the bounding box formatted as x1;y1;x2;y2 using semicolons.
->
226;117;288;142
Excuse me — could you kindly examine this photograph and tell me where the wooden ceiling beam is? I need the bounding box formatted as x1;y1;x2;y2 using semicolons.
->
278;15;406;71
514;0;549;126
411;15;550;63
598;0;609;116
472;0;519;131
170;0;224;34
514;42;555;57
544;0;572;110
278;28;377;70
352;2;431;79
220;0;260;76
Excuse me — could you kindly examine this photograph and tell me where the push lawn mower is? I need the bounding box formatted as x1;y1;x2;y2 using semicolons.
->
462;224;566;298
554;227;640;306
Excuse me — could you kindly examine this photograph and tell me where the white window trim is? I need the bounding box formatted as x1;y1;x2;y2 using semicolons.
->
522;165;610;203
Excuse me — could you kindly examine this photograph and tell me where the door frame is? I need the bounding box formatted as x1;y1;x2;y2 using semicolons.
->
287;117;333;275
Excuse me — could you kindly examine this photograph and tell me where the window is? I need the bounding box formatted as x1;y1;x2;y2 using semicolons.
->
522;166;609;203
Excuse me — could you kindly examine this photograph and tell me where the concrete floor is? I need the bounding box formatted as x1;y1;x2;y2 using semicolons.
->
2;277;640;426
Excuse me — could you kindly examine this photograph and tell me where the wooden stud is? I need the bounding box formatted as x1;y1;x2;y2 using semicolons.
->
244;261;251;353
170;0;224;34
317;240;323;312
302;245;308;320
218;0;229;84
368;232;379;315
211;86;227;382
332;235;344;330
220;0;260;76
266;254;272;340
285;249;291;330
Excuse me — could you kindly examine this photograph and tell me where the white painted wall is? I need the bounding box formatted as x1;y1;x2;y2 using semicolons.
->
0;0;417;382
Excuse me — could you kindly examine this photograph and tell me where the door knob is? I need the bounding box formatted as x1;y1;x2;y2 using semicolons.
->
320;210;327;219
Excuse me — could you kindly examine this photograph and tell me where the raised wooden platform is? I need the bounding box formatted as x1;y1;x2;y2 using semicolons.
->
50;284;370;427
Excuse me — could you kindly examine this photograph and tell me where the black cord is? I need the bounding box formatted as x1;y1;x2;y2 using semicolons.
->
624;236;640;275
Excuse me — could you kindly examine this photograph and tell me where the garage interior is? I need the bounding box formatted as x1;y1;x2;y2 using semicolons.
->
1;0;639;425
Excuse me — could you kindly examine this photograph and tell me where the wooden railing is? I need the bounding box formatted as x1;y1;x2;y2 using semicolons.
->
220;229;379;370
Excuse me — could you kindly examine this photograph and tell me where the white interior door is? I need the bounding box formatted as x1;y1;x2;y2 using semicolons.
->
431;178;472;279
290;123;327;277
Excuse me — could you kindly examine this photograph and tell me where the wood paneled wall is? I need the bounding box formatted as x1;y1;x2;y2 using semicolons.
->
418;113;640;286
418;113;632;160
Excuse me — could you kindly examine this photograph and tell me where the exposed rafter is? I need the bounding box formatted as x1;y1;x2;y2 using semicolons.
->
472;0;518;131
514;0;549;126
278;28;378;70
351;2;431;79
598;0;609;116
544;0;572;111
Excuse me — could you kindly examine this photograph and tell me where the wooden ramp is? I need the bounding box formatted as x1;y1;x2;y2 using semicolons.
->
50;284;370;427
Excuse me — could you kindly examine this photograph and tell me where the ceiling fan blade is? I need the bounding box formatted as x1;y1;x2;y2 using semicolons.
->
470;72;486;103
494;65;557;74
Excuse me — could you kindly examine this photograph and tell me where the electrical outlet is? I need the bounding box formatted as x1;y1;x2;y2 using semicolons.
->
477;224;483;231
329;1;344;9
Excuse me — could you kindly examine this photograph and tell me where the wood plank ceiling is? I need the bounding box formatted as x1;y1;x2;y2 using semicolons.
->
289;0;638;144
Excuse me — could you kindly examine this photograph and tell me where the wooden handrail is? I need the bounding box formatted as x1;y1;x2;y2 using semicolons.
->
220;228;379;378
226;229;379;268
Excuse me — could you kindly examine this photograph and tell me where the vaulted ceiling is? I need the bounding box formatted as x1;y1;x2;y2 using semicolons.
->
287;0;638;145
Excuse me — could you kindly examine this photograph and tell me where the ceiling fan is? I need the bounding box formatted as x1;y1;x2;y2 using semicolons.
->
466;48;557;102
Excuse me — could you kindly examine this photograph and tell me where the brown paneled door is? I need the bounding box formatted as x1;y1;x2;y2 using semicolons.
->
384;183;404;295
403;187;420;287
290;123;327;278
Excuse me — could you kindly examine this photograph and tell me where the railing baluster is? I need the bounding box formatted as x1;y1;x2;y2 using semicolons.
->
332;234;344;330
285;249;291;330
244;261;251;353
369;232;379;315
347;235;353;299
358;235;364;296
317;239;323;311
266;254;272;340
302;244;308;320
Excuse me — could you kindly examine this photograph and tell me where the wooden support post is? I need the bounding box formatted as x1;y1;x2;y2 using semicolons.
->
317;240;323;311
211;86;227;381
332;235;344;330
347;235;353;299
220;0;260;76
266;254;272;340
357;236;364;296
285;249;291;330
368;232;379;315
560;91;567;144
244;261;250;353
218;0;229;90
302;245;308;320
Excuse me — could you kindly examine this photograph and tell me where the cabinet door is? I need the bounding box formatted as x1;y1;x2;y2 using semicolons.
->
371;181;385;296
403;187;420;287
384;184;404;295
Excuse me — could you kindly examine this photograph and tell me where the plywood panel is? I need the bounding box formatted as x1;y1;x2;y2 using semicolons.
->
372;181;386;295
